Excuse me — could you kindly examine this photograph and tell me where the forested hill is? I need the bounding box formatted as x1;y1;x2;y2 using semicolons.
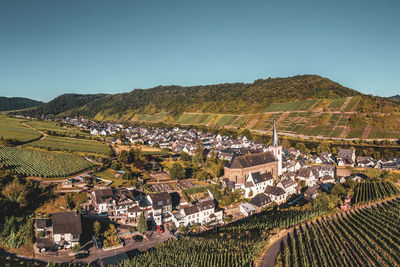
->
62;75;362;118
14;93;108;117
0;97;43;111
390;95;400;101
12;75;399;121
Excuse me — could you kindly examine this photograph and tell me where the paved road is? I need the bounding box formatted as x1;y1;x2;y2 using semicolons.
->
33;231;172;264
260;231;294;267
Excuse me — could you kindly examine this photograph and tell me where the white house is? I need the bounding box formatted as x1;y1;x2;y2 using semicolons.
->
277;178;298;196
172;199;223;227
52;212;82;249
147;192;172;225
241;171;273;198
264;186;287;204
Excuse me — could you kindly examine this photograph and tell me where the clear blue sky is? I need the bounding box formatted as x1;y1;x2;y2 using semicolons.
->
0;0;399;102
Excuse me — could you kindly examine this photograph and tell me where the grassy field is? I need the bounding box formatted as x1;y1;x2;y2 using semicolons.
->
25;135;112;156
95;168;129;187
0;116;41;142
25;120;90;137
0;146;94;177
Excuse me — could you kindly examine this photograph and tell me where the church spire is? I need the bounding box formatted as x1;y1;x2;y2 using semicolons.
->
272;122;279;147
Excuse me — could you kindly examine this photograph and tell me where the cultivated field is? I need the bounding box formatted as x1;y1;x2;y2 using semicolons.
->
0;146;94;177
0;116;41;142
25;135;112;156
279;199;400;266
352;180;399;204
264;99;319;112
24;119;90;137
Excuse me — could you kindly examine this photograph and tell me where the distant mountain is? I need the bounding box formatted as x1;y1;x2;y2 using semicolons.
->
390;95;400;101
13;93;108;117
0;97;43;111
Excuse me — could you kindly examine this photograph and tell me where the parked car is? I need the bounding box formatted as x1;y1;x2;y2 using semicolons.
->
133;235;143;242
157;225;164;233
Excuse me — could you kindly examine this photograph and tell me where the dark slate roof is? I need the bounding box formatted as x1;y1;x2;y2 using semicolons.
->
52;212;82;235
36;218;50;228
150;192;172;209
304;185;319;196
36;238;55;249
280;178;296;188
298;168;313;178
321;175;334;181
264;186;286;196
337;149;355;159
250;193;271;207
251;172;273;184
93;188;113;203
198;199;214;211
229;152;277;169
184;205;199;216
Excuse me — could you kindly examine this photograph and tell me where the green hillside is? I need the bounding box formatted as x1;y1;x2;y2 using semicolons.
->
0;97;43;111
13;93;108;117
10;75;400;139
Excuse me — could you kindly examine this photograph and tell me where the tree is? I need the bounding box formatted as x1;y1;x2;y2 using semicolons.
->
317;141;331;154
93;221;101;237
137;213;148;233
118;150;131;165
180;152;192;162
1;180;28;207
295;142;309;154
111;162;121;170
169;163;185;180
240;129;252;140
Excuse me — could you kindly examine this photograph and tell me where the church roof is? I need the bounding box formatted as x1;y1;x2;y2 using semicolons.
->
229;152;277;169
271;122;279;147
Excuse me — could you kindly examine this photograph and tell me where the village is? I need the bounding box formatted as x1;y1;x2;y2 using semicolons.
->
27;117;400;264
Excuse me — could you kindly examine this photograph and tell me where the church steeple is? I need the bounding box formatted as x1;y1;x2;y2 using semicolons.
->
272;122;279;147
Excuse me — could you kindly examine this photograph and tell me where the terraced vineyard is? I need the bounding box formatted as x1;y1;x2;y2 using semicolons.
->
279;198;400;267
352;180;399;204
115;209;324;267
0;146;94;177
25;135;112;156
264;100;319;112
0;116;41;142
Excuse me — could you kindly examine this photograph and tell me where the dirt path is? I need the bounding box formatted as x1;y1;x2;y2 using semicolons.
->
246;115;261;129
339;126;350;138
340;97;353;111
362;126;372;139
276;112;289;125
22;122;47;140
